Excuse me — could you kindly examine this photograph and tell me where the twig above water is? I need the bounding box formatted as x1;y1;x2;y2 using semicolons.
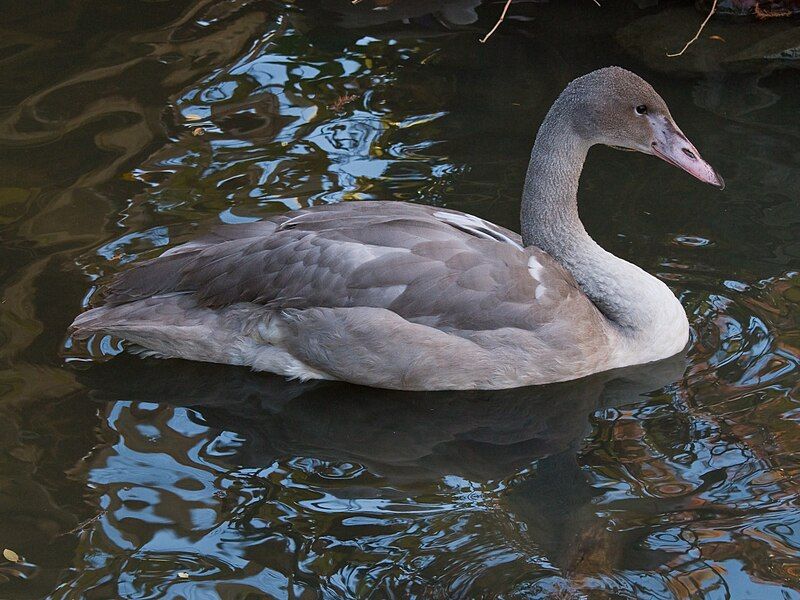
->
480;0;600;44
479;0;514;43
667;0;718;57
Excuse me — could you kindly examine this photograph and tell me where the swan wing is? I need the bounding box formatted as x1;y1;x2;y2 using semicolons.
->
97;201;585;334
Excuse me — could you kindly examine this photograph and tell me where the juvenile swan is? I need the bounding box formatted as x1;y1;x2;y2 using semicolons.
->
70;67;724;390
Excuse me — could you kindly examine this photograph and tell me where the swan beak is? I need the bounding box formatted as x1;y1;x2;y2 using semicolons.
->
650;119;724;190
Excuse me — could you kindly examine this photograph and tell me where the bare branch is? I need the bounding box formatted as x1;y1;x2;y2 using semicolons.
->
667;0;718;57
480;0;600;43
479;0;514;44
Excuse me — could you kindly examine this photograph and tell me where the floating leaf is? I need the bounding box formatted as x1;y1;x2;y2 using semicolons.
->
185;114;202;122
9;445;40;463
3;548;19;563
191;127;205;136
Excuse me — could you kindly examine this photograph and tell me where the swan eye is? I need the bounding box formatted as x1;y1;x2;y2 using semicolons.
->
635;104;648;115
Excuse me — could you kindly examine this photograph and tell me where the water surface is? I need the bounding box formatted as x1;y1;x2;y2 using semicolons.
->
1;1;799;598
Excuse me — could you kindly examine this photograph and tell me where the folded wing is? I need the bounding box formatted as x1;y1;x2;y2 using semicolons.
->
98;201;582;334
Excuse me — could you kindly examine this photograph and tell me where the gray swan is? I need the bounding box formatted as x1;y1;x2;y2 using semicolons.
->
70;67;723;390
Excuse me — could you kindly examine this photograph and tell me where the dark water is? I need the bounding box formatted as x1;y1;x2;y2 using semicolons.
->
1;1;799;598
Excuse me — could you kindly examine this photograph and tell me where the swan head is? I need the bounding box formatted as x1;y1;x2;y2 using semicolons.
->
566;66;724;189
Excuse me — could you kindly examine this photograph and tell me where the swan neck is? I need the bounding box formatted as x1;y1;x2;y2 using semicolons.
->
519;98;687;354
520;103;587;252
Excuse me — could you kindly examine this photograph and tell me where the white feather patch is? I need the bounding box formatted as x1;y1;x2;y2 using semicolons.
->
528;255;545;281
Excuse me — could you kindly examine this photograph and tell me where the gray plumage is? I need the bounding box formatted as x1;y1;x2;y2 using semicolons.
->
73;202;607;389
101;203;575;330
70;67;722;390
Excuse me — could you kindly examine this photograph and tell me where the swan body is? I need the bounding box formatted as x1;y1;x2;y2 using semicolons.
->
70;67;723;390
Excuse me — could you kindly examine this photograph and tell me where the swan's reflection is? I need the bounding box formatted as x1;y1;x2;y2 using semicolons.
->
81;352;686;482
65;353;686;597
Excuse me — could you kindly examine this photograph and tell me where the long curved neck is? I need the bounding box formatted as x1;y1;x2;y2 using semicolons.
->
520;98;684;343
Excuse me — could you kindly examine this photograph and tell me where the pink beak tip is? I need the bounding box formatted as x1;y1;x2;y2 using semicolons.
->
651;138;725;191
711;169;725;191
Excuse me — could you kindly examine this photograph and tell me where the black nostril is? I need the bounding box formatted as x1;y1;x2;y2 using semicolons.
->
682;148;697;160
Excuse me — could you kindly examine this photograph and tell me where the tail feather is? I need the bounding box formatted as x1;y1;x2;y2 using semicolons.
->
68;294;245;365
69;293;203;340
69;306;116;340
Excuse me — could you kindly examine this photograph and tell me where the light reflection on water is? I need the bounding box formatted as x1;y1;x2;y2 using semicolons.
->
0;0;799;598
